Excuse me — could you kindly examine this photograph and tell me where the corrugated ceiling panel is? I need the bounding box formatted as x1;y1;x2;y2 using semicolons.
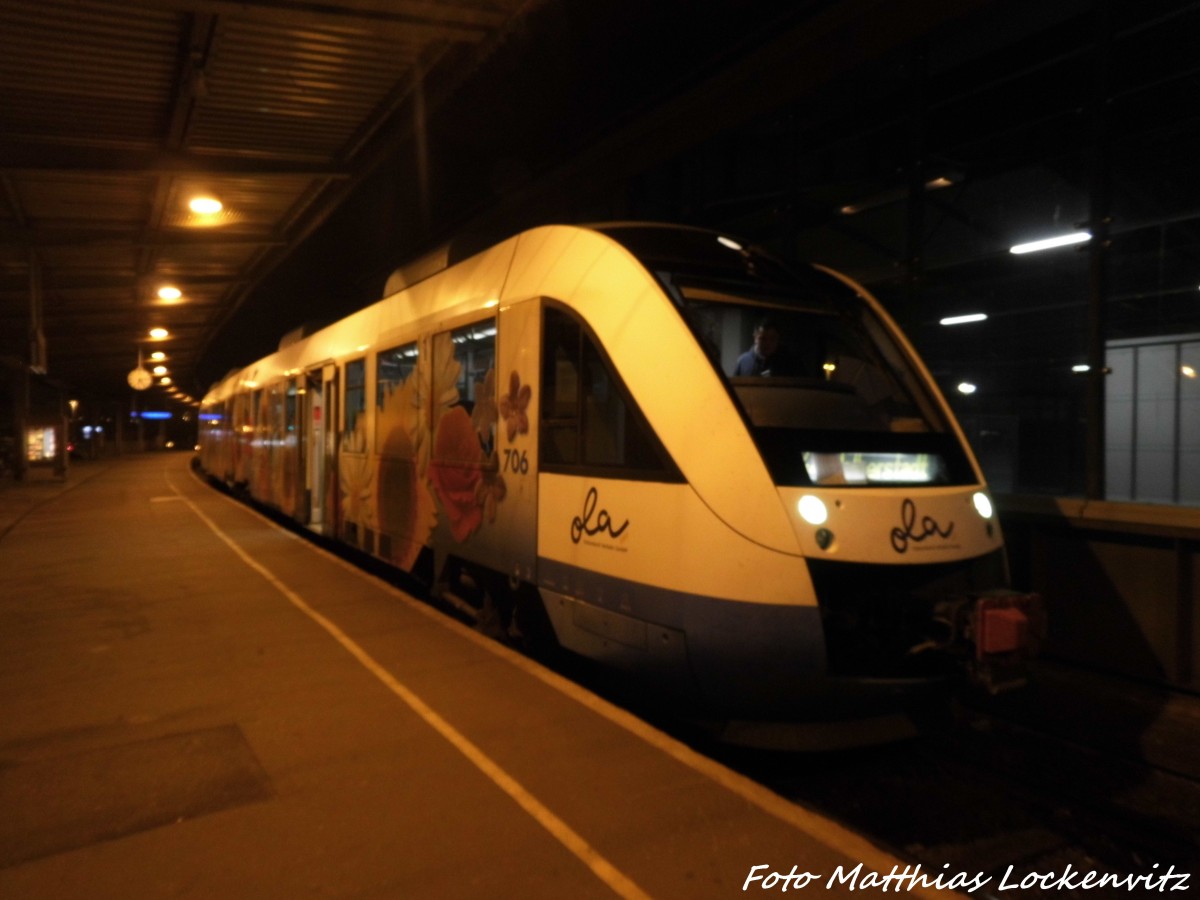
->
153;243;268;276
0;0;179;145
39;243;141;273
16;174;154;223
189;18;417;159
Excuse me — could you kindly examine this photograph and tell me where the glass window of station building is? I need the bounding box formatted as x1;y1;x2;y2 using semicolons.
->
628;4;1198;506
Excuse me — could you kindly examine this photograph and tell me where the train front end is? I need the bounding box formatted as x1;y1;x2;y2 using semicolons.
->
594;225;1042;732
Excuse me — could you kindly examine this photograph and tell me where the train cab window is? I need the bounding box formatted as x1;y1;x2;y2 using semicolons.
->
541;306;674;477
344;358;366;437
671;279;975;486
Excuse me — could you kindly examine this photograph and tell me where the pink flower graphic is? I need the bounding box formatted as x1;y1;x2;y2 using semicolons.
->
499;370;532;442
429;406;484;542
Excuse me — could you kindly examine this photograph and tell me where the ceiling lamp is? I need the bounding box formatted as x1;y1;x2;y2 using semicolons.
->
188;196;223;215
1010;231;1091;254
149;327;169;340
157;286;182;301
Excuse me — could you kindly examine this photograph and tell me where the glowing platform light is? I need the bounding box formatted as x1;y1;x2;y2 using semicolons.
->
939;313;988;326
1010;231;1091;254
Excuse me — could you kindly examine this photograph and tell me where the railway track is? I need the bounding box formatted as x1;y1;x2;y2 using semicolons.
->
544;650;1199;897
698;693;1200;898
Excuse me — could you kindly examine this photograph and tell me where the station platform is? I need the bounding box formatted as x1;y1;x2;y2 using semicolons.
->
0;453;945;899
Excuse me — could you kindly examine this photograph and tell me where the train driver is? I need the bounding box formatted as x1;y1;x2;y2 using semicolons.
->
733;319;805;377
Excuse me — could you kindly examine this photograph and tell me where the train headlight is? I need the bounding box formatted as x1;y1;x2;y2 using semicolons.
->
973;491;994;519
798;495;828;525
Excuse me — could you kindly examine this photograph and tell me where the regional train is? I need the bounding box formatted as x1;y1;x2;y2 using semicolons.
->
197;223;1040;743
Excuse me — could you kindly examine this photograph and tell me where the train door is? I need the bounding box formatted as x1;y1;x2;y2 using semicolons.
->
323;365;340;539
303;367;326;531
428;304;539;591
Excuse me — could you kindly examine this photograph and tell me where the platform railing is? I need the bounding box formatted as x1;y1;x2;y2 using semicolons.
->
998;495;1199;692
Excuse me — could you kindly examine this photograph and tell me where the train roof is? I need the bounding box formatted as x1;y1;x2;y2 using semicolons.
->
199;221;835;406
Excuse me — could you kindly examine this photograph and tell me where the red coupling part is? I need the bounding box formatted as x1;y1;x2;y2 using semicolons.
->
974;593;1043;660
978;606;1027;655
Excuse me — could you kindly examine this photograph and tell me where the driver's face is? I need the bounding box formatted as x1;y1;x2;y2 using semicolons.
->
754;327;779;357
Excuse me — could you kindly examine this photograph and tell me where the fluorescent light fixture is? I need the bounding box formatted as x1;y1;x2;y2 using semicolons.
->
957;382;977;395
1072;364;1091;373
940;313;988;326
1010;231;1091;254
717;236;743;251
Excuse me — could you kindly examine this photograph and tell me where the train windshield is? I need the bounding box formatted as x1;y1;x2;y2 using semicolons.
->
594;225;975;487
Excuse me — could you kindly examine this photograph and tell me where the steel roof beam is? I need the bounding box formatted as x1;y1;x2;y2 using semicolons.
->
0;144;350;177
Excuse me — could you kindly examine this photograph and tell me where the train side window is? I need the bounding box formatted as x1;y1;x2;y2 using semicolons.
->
344;358;366;436
444;320;496;412
252;389;264;437
232;392;250;437
285;378;298;434
269;381;285;437
541;306;675;477
377;342;419;407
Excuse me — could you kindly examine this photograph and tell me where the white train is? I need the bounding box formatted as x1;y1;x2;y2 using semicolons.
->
198;223;1040;742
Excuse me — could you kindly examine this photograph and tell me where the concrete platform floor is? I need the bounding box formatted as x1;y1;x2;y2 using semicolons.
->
0;453;936;899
